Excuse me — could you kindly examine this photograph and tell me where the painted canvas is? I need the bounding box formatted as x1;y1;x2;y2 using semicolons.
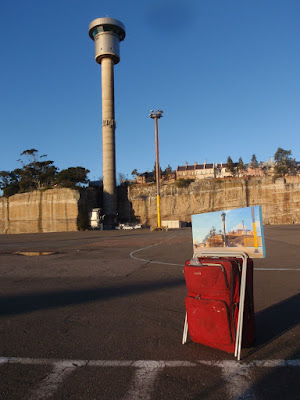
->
192;206;266;258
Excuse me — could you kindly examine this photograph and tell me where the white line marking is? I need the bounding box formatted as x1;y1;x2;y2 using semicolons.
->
1;357;299;400
0;357;199;368
25;361;86;400
3;357;299;370
199;360;300;368
2;357;299;368
122;361;165;400
130;241;300;270
2;357;299;370
130;234;184;266
221;362;256;400
254;268;300;271
200;359;300;400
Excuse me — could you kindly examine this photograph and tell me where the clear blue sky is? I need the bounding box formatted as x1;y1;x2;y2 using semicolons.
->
1;0;299;183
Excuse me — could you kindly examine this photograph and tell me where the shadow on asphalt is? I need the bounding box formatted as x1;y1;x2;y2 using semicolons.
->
0;278;185;317
252;293;300;352
239;347;300;400
2;282;299;350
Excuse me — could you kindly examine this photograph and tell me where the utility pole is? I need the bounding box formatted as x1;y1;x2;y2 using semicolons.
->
221;212;226;246
149;110;163;229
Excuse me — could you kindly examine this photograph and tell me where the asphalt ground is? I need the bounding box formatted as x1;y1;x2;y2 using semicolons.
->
0;225;299;399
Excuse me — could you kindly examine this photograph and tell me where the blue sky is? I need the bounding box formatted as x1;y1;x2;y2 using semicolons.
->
1;0;299;183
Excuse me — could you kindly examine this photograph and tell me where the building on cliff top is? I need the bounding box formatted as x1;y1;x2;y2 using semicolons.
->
133;158;299;184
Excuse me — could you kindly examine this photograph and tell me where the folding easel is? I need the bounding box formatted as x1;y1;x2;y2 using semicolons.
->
182;250;248;361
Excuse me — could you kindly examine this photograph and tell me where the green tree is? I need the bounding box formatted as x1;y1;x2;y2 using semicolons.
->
237;157;245;176
249;154;259;169
152;162;162;182
164;164;173;180
0;149;57;195
131;169;138;178
274;147;296;176
226;156;236;176
175;178;194;187
55;167;90;188
17;149;57;191
0;170;21;197
0;149;93;197
164;164;172;175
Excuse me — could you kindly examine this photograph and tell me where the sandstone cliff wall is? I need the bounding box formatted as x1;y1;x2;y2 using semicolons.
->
129;176;300;226
0;188;80;234
1;177;299;234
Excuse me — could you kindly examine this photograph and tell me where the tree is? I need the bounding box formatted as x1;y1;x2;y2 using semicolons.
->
226;156;236;176
152;162;162;182
210;226;216;236
164;164;172;175
237;157;245;176
17;149;57;191
175;178;194;188
164;164;173;181
0;150;57;195
249;154;259;169
131;169;138;178
117;172;126;185
55;167;90;188
0;149;92;197
0;170;20;197
274;147;296;176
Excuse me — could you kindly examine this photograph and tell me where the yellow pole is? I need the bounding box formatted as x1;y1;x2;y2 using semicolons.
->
252;221;258;249
251;206;259;253
157;194;161;229
154;116;161;229
150;110;163;229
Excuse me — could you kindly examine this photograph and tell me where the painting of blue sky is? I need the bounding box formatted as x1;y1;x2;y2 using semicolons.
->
192;206;266;258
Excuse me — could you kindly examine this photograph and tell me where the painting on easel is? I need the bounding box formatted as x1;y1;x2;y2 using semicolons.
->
192;206;266;258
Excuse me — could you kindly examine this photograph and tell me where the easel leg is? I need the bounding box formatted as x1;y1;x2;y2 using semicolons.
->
235;255;247;361
182;313;188;344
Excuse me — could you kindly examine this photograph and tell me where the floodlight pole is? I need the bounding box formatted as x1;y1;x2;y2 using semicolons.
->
221;212;226;247
149;109;163;229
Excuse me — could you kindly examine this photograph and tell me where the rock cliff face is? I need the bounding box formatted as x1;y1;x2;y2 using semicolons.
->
128;176;300;226
1;177;299;234
0;189;80;234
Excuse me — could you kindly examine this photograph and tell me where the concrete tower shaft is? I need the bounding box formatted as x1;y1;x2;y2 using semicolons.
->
101;57;116;216
89;17;126;227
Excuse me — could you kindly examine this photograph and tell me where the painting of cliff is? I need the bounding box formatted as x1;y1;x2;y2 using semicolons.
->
192;206;266;258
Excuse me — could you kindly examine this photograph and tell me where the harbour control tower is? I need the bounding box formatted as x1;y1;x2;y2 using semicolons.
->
89;18;126;228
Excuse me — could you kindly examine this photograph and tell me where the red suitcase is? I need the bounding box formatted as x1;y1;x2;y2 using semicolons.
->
184;257;255;353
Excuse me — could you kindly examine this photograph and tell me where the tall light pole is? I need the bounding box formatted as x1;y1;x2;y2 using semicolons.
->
221;212;226;247
149;109;163;229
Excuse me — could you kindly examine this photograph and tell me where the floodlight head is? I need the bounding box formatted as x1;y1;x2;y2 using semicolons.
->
89;17;126;65
149;109;163;119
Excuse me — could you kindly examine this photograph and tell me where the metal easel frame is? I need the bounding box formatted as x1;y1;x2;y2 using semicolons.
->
182;250;248;361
